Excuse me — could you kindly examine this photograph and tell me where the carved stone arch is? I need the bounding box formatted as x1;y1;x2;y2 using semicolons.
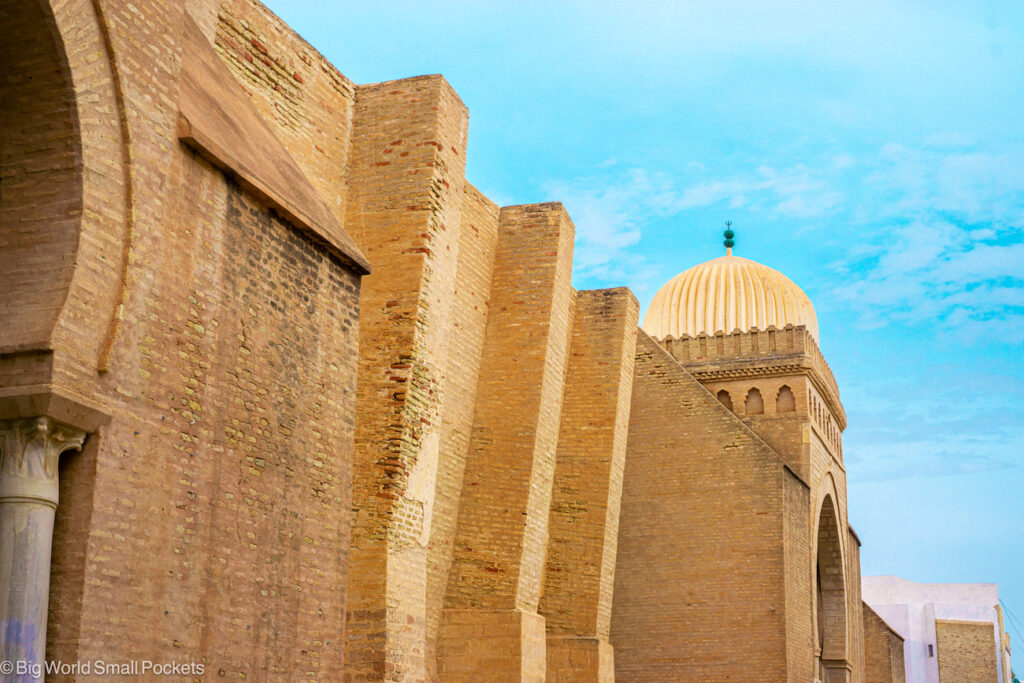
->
0;0;130;376
812;473;850;681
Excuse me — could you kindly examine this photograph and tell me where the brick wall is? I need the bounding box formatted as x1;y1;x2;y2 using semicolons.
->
783;468;814;679
4;2;879;680
863;604;905;683
214;0;356;223
702;375;812;476
936;619;998;683
612;332;791;681
0;0;81;351
342;73;468;681
658;325;844;429
11;1;368;678
541;288;639;681
49;160;362;677
847;530;866;683
423;184;500;679
439;203;575;680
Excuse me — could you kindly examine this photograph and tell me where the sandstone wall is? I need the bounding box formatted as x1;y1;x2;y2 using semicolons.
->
612;332;794;681
0;1;367;678
342;73;468;680
542;288;639;682
863;604;906;683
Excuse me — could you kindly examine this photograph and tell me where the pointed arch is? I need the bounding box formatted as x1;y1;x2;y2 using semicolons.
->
813;475;849;679
716;389;733;412
745;387;764;415
0;0;131;370
776;385;795;413
0;0;82;351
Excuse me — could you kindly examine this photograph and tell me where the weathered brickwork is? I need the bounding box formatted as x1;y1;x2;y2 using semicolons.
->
437;608;546;682
863;604;906;683
1;0;363;678
936;619;999;683
213;0;356;222
343;73;468;681
424;184;500;679
546;638;615;683
51;157;362;677
2;1;884;680
848;530;866;682
541;288;639;681
651;323;863;681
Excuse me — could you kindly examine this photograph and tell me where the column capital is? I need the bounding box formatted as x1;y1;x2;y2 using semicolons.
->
0;416;87;507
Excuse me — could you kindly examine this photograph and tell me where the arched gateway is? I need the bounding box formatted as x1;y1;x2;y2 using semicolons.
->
815;493;850;682
0;0;86;671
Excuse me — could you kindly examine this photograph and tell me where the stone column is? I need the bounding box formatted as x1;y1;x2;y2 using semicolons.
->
0;416;86;676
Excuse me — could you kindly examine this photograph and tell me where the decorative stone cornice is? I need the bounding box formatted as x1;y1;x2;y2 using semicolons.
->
0;416;86;507
688;364;805;382
652;324;846;429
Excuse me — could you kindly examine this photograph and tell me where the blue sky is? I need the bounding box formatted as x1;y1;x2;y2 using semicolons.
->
264;1;1024;634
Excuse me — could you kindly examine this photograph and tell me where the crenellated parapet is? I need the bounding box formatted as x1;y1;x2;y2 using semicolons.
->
653;323;845;430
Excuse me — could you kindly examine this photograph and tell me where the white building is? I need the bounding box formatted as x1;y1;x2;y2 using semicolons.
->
863;575;1013;683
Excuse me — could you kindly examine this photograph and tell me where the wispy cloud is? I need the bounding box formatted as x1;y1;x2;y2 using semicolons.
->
844;367;1024;482
545;161;849;288
825;145;1024;343
676;164;843;218
545;140;1024;343
543;166;675;287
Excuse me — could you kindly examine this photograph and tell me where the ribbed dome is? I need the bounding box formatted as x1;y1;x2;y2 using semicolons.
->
643;254;819;341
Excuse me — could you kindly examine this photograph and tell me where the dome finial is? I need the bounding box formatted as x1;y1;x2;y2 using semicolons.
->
723;221;735;256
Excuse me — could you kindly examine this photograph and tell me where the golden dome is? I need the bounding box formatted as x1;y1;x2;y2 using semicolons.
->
642;253;819;341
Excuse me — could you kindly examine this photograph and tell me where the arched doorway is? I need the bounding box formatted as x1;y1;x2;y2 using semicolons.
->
0;0;83;352
0;0;87;672
814;493;849;682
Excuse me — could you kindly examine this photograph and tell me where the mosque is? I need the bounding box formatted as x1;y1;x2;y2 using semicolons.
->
3;0;1003;681
617;234;862;681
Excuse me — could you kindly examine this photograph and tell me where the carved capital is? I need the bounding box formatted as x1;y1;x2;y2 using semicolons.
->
0;416;86;506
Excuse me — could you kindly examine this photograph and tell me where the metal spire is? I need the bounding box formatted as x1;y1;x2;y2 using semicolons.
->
724;221;735;256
